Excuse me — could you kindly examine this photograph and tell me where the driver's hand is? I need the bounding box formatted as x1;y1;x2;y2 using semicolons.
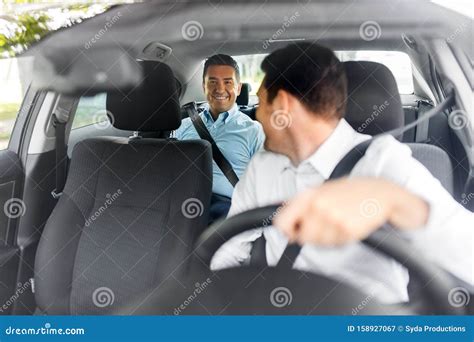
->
274;178;429;246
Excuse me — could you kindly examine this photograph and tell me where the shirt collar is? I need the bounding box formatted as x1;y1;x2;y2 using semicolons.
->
203;103;239;124
282;119;362;179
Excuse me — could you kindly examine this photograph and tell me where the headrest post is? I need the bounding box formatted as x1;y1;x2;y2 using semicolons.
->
129;131;141;140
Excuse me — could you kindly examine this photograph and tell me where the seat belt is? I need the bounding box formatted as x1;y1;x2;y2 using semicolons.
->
51;96;77;199
415;99;433;143
273;139;373;268
182;102;239;187
256;93;455;268
249;234;267;265
276;243;303;269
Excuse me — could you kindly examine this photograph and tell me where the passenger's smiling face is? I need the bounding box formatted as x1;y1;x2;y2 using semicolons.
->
203;65;241;116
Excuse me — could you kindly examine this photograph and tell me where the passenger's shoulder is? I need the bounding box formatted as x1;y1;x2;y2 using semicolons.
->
175;116;193;132
178;116;192;127
234;111;261;127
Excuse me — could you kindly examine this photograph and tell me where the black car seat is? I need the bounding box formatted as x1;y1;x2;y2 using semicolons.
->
34;61;213;314
236;82;251;106
344;61;454;194
237;83;257;119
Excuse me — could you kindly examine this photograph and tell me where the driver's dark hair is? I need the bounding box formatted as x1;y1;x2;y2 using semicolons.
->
203;54;240;82
261;42;347;119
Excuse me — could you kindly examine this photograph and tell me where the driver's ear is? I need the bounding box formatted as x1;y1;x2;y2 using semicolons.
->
274;89;290;112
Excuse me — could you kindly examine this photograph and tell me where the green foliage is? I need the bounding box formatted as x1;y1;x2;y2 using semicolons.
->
0;102;20;121
0;13;51;57
0;3;111;57
0;102;19;148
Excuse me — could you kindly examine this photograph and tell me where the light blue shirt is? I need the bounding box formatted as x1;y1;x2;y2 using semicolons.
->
175;104;264;198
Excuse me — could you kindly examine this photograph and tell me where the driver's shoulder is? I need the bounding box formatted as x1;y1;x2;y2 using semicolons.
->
361;135;414;169
247;149;288;171
366;135;411;156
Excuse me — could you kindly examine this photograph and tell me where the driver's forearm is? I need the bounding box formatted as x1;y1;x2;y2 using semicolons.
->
384;181;430;230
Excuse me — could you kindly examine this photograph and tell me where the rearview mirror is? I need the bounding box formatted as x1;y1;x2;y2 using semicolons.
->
32;46;142;96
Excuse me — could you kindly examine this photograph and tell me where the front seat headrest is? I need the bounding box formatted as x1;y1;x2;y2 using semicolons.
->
236;83;251;106
344;61;404;138
106;61;181;132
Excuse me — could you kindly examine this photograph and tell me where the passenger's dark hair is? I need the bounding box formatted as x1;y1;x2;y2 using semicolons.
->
261;42;347;119
203;54;240;82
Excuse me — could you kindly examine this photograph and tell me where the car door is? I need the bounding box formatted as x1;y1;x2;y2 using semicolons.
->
0;56;36;314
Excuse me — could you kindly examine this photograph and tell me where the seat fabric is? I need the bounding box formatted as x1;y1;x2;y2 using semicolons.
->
34;61;213;314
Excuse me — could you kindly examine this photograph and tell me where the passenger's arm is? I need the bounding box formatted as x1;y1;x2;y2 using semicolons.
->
251;122;265;155
210;157;263;270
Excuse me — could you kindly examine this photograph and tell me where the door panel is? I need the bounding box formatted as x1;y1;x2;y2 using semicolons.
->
0;151;24;315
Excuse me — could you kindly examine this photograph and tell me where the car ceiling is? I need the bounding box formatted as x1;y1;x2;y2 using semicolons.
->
21;0;472;95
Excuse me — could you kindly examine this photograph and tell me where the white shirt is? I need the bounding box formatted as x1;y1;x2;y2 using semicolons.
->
211;119;474;303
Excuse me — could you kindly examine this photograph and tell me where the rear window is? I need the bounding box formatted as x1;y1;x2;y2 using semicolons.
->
336;51;413;94
233;50;414;95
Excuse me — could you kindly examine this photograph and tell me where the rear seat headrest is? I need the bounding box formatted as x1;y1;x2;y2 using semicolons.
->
236;83;251;106
106;61;181;132
344;61;404;139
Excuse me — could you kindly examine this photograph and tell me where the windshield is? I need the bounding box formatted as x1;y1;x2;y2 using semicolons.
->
0;1;136;58
431;0;473;19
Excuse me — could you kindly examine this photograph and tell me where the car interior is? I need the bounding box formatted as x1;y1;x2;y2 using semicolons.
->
0;0;472;316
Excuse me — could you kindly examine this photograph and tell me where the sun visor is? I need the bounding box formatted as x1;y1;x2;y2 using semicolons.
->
31;46;142;96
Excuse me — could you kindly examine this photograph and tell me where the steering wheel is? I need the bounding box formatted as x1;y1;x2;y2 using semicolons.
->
120;205;465;315
193;205;464;315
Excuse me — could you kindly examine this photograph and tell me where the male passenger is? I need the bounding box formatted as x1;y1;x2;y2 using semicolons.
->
211;43;473;303
175;54;264;220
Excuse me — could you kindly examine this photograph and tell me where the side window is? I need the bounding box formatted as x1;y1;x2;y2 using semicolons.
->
0;56;33;150
72;93;109;129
